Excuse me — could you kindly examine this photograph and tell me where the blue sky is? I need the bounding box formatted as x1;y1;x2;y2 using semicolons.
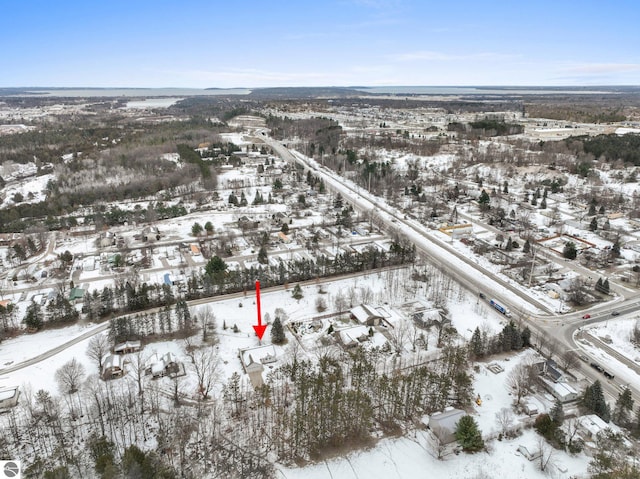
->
2;0;639;88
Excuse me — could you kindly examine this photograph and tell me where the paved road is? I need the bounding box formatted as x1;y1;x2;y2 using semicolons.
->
262;131;640;404
0;267;403;376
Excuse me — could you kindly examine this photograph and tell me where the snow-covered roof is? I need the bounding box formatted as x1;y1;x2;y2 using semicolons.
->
0;386;18;402
240;345;277;369
428;409;466;443
338;325;370;345
579;414;611;437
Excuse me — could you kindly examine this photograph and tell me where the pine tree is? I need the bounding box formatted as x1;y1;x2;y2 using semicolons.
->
292;284;303;300
257;245;268;264
603;278;610;293
595;277;604;292
550;399;564;425
590;217;598;231
271;317;285;344
523;239;530;254
455;415;485;452
584;380;611;422
470;327;484;357
563;241;577;260
613;387;634;426
24;301;44;330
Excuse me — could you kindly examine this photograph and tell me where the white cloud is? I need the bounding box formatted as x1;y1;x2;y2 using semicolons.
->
391;51;520;62
562;63;640;74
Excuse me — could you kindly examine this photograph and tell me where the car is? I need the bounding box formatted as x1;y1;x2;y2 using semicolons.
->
603;371;615;380
611;311;620;316
479;293;486;299
582;314;591;319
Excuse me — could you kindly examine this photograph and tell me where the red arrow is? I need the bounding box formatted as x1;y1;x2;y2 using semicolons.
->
252;280;267;340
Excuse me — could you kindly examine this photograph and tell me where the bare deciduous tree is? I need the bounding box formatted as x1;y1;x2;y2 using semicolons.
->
387;319;410;354
560;350;580;372
55;358;86;394
506;361;532;405
537;437;555;472
186;341;220;400
495;407;515;436
86;333;111;371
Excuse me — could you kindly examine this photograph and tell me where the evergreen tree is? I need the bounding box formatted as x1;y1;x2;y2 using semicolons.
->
612;387;634;426
455;415;485;452
523;239;531;254
563;241;577;260
589;203;597;216
24;301;44;330
521;326;531;347
191;222;203;236
540;197;547;209
470;327;484;357
228;192;238;205
583;380;611;422
271;317;285;344
610;241;621;259
204;221;214;235
602;278;610;294
502;180;508;194
505;236;513;251
550;399;565;425
589;217;598;231
478;189;490;211
595;277;604;292
292;284;303;300
257;245;268;264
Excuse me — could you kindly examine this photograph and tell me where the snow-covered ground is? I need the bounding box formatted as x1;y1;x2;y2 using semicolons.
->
282;350;591;479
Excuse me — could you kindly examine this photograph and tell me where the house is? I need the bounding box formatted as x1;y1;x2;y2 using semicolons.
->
412;308;444;328
237;216;260;230
244;355;265;388
277;231;291;243
113;340;142;355
0;386;20;411
438;223;473;239
350;304;387;326
149;352;181;378
338;325;371;348
272;212;291;226
428;408;467;444
239;345;277;388
535;359;564;383
102;354;124;380
578;414;613;441
240;345;277;368
69;287;85;302
541;378;579;403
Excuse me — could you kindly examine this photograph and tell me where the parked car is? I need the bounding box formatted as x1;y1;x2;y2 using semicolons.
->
611;311;620;316
603;371;615;380
582;314;591;319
